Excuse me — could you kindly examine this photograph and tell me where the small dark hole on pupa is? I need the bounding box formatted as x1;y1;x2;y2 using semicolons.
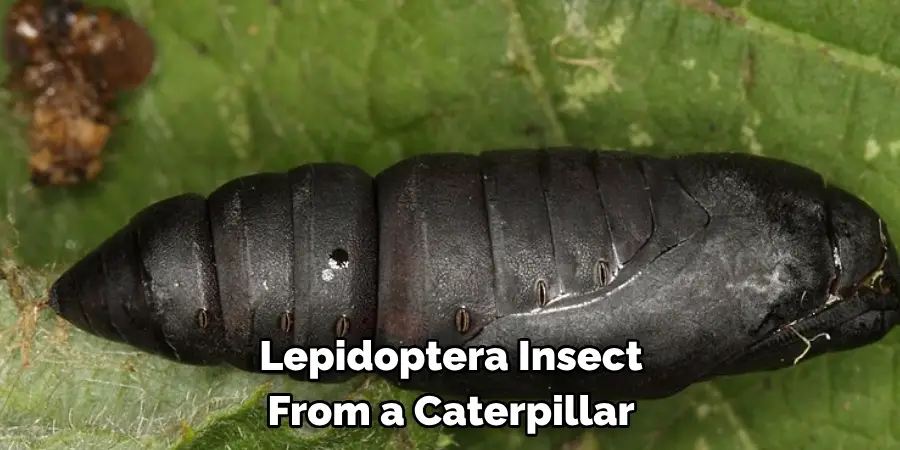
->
330;248;349;268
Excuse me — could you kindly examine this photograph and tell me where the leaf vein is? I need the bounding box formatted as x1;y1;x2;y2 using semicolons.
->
701;383;761;450
501;0;570;147
738;7;900;81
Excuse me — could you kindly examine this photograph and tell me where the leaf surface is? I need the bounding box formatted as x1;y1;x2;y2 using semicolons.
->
2;1;899;449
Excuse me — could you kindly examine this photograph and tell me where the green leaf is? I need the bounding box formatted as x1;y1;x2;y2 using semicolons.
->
2;0;900;449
